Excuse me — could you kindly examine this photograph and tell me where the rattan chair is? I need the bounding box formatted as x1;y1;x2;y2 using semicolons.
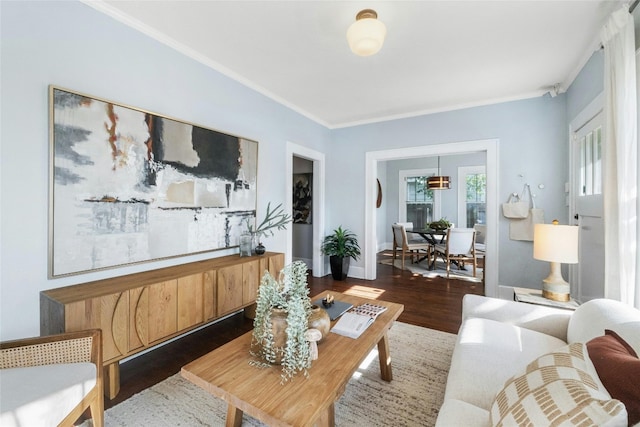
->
0;329;103;427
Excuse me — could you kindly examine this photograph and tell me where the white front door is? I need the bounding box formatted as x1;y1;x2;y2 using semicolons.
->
572;111;604;303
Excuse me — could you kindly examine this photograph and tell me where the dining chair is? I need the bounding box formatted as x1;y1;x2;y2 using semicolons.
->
433;228;477;278
473;224;486;280
392;223;431;270
397;221;432;244
473;223;486;251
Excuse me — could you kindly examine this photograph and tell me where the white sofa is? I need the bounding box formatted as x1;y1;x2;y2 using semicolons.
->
436;294;640;426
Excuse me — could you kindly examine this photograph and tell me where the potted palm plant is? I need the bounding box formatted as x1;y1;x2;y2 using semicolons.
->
321;226;361;280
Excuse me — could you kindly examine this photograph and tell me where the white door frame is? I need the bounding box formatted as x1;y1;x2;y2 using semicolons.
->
365;139;500;297
286;142;325;276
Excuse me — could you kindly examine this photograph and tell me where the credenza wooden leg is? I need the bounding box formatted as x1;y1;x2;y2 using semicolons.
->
226;404;243;427
377;332;393;382
104;362;120;399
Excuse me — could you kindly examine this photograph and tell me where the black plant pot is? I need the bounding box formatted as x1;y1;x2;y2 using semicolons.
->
329;256;350;281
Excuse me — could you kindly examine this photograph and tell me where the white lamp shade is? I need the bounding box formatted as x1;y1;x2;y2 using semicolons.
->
533;224;579;264
347;17;386;56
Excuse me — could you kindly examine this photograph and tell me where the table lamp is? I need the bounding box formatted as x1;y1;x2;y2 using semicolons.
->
533;221;579;302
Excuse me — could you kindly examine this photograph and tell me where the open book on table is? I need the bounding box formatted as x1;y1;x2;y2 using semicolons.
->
351;303;387;319
330;303;388;339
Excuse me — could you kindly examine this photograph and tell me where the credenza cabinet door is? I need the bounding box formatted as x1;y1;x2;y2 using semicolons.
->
242;260;260;305
203;269;217;322
266;253;285;278
177;273;204;331
255;253;285;287
129;287;145;352
65;292;129;363
149;280;178;343
217;264;243;316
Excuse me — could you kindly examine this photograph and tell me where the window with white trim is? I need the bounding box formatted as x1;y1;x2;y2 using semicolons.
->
399;168;440;228
457;166;486;228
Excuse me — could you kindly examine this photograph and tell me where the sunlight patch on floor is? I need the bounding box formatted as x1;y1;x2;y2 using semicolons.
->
351;348;379;379
344;285;385;299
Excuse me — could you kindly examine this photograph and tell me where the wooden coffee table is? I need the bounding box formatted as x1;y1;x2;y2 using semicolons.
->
181;291;404;427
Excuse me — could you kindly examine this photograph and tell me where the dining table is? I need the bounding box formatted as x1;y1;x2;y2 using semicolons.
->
405;227;449;269
406;227;448;245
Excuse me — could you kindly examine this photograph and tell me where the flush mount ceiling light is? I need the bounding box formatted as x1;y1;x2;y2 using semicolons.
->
346;9;387;57
427;157;451;190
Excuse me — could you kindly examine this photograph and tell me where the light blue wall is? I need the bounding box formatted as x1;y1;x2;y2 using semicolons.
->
329;95;569;288
0;1;330;340
0;1;604;340
566;50;604;121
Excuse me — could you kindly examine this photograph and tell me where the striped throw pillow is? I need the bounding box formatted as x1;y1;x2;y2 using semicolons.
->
490;343;627;427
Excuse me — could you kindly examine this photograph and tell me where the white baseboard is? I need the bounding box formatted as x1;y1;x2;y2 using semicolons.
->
321;261;366;280
498;285;516;300
379;242;393;252
349;265;365;279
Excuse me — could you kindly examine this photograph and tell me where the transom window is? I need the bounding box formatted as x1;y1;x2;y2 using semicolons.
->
579;126;602;196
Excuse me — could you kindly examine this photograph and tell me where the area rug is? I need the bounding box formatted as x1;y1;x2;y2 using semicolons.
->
81;322;456;427
380;256;482;282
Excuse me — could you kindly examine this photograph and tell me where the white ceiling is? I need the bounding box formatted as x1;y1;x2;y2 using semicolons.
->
89;1;624;129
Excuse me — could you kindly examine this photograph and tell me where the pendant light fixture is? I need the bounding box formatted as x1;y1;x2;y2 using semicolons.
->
427;157;451;190
346;9;387;57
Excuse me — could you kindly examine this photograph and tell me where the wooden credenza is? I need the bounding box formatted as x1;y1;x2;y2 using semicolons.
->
40;252;284;399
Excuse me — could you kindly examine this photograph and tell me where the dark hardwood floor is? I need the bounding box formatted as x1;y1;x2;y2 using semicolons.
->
92;251;484;417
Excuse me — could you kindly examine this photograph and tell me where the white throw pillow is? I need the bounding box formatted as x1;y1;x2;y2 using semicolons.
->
490;343;627;427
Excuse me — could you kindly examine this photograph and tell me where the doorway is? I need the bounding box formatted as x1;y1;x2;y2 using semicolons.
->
292;156;314;269
286;142;325;277
364;139;500;297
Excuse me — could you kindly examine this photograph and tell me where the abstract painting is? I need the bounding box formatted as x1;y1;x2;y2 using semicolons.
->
49;86;258;277
292;173;312;224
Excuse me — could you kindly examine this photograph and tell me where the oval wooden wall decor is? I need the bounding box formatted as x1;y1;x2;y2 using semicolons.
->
376;179;382;208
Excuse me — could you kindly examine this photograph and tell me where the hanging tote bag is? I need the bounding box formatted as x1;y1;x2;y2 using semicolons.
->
502;185;530;219
509;208;545;241
508;185;544;241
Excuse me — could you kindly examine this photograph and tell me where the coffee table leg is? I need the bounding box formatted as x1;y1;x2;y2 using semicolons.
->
316;402;335;427
226;404;243;427
377;332;393;381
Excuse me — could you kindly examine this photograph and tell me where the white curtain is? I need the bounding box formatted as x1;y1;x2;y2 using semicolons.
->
601;6;638;308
